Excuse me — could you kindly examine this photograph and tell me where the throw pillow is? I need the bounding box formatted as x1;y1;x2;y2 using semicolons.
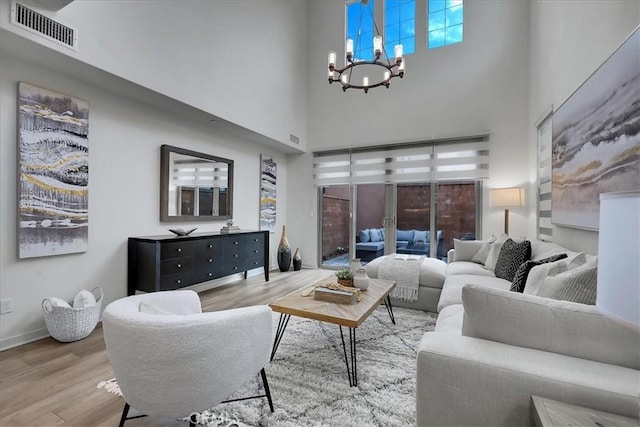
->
483;233;510;271
544;265;598;305
73;289;97;308
414;230;428;244
379;228;385;240
494;239;532;281
359;229;370;243
369;228;382;242
510;253;568;293
453;239;485;262
523;261;567;295
396;229;414;242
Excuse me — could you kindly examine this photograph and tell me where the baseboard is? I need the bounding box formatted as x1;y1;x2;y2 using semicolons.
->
0;327;50;351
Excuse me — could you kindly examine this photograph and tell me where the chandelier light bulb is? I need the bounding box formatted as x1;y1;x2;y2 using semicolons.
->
373;36;382;56
345;39;354;58
341;74;348;84
328;68;335;80
384;70;390;81
328;51;336;69
399;57;405;74
363;76;369;87
394;44;403;62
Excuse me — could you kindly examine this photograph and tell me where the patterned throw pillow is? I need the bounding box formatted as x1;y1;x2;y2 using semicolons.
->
547;265;598;305
494;239;532;281
510;253;568;292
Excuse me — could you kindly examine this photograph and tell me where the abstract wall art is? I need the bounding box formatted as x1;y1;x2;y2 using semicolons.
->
18;82;89;258
551;28;639;230
259;155;277;232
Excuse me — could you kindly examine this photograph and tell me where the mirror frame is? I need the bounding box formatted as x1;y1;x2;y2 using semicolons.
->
160;144;234;222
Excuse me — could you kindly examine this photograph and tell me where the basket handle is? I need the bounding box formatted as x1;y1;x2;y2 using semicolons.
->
42;299;54;313
91;287;104;303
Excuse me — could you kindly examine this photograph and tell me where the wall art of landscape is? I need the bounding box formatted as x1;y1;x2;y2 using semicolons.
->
552;29;639;230
18;82;89;258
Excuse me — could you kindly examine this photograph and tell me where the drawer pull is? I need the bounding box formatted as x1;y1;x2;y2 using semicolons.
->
254;238;258;242
177;248;182;253
208;272;213;277
234;241;239;245
177;264;182;268
208;244;213;248
254;250;258;253
234;254;239;258
234;267;238;270
176;279;181;284
208;259;213;263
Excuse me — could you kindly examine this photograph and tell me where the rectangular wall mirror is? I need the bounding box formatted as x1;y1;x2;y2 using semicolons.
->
160;145;234;222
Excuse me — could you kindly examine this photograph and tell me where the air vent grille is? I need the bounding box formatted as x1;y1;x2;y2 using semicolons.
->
289;134;300;145
11;2;77;50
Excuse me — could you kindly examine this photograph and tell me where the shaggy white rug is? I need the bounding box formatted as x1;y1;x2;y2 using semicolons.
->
99;307;436;426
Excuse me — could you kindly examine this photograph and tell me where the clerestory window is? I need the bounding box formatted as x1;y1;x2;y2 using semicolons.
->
428;0;463;49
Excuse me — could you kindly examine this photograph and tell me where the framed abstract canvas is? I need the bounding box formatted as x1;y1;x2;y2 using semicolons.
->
551;28;639;230
259;155;276;232
18;82;89;258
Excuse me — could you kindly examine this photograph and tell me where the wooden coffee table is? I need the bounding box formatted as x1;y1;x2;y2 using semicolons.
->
269;275;396;387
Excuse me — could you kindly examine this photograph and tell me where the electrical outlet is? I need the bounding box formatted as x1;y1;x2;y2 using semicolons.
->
0;298;13;314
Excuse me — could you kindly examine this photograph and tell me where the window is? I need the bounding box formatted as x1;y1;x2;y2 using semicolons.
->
384;0;415;56
536;112;553;241
347;0;375;61
428;0;463;49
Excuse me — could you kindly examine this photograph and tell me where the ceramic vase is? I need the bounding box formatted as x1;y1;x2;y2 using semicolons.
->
277;225;292;272
349;258;362;274
293;248;302;271
353;267;370;290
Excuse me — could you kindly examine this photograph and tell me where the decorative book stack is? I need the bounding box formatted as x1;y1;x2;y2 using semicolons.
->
313;287;357;304
220;225;241;234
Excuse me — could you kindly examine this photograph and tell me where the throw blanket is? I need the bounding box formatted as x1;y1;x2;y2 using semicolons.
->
378;254;424;302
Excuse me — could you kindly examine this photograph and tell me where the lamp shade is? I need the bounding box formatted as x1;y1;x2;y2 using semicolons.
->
490;188;524;207
597;191;640;327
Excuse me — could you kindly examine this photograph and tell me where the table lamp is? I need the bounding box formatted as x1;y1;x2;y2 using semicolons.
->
490;187;524;235
597;191;640;328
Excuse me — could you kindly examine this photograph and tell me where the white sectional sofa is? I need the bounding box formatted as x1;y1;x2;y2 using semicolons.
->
367;238;640;426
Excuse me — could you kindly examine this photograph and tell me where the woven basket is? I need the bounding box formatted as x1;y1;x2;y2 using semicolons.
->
42;287;103;343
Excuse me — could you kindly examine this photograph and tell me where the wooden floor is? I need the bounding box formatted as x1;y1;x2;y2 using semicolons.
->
0;269;331;426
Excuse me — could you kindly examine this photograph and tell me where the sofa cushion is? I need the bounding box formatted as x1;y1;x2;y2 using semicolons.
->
470;235;497;264
483;233;509;271
355;241;385;252
453;239;484;262
414;230;428;244
494;239;532;281
447;261;496;277
396;229;414;242
523;260;568;295
434;304;463;333
539;264;598;305
358;229;370;243
510;253;568;293
438;274;511;312
369;228;383;242
461;284;640;369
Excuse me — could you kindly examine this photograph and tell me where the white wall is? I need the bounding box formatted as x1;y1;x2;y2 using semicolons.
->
528;0;639;253
289;0;532;266
0;0;308;151
0;54;287;349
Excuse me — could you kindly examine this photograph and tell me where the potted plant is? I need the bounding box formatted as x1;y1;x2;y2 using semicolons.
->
335;268;354;287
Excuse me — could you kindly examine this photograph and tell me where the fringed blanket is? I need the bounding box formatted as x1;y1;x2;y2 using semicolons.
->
378;254;424;302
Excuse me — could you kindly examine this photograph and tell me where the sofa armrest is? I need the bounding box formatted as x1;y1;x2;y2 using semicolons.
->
417;332;640;426
447;248;455;264
461;284;640;369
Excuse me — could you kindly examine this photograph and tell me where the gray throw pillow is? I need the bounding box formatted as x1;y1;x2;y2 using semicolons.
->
546;265;598;305
510;253;568;293
494;238;532;281
359;229;370;243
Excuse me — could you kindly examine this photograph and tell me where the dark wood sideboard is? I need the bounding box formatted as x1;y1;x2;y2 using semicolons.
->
128;230;269;295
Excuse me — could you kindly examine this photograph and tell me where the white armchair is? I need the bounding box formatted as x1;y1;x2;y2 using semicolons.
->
102;290;273;426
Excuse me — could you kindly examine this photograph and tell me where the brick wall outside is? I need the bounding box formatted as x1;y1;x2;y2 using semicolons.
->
322;188;350;260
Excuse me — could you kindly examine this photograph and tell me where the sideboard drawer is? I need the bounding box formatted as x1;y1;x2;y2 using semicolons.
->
160;257;193;276
159;272;194;291
161;241;194;259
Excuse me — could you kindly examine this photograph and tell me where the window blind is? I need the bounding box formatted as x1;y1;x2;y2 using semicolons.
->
537;116;553;241
313;136;489;186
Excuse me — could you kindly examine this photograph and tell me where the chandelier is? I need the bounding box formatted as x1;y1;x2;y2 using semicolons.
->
327;0;405;93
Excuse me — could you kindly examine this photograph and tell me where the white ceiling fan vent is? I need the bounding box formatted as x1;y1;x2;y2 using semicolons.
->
10;2;78;51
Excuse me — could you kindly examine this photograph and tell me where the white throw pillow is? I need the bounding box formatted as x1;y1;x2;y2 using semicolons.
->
522;259;567;295
73;289;96;308
453;239;485;262
49;297;71;308
470;235;497;265
536;263;596;300
483;233;509;271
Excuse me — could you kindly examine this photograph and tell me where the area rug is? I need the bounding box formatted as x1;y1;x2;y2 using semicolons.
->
98;307;436;426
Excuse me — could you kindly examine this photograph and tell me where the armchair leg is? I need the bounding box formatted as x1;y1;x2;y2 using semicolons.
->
260;368;274;413
118;403;130;427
